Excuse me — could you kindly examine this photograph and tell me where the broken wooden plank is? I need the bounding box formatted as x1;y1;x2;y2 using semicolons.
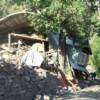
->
57;69;77;92
10;33;48;42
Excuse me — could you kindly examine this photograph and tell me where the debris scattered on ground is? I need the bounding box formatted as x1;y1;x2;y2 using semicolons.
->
0;43;100;100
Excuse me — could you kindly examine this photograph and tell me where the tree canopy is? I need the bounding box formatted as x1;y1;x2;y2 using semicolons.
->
27;0;100;74
0;0;26;18
27;0;99;37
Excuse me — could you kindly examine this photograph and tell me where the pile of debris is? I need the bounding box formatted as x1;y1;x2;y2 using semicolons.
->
0;41;81;100
0;43;30;65
0;62;61;100
0;43;70;100
0;33;94;99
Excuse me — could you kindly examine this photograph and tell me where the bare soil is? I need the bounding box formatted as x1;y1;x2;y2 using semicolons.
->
54;78;100;100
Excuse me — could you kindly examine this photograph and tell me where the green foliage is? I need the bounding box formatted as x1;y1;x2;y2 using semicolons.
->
0;0;27;18
27;0;99;37
90;35;100;74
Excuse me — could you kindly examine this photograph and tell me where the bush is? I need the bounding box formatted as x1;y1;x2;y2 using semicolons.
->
90;35;100;74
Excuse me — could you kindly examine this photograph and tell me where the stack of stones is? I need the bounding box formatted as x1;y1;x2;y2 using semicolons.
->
0;63;60;100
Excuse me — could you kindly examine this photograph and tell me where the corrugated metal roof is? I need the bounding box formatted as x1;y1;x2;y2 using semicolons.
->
0;12;32;34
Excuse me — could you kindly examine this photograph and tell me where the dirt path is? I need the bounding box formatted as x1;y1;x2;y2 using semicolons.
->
54;79;100;100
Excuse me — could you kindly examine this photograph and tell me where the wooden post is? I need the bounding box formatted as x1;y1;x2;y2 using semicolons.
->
18;40;22;49
42;42;45;57
8;33;11;48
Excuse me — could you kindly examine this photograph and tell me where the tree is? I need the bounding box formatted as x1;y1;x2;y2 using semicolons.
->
27;0;99;37
90;35;100;74
27;0;100;74
0;0;27;18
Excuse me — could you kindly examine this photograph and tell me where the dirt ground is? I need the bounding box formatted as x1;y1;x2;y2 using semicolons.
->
53;78;100;100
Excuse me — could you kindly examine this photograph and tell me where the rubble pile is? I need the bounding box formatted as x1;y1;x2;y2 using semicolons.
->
0;44;30;65
0;43;93;100
0;44;62;100
0;61;61;100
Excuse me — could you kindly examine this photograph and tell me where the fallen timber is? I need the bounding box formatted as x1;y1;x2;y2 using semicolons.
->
41;64;78;92
9;33;48;42
57;68;77;92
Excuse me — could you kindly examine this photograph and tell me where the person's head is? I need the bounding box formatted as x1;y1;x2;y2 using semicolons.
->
31;43;44;51
31;43;45;57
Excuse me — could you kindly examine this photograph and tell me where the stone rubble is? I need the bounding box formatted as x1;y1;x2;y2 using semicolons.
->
0;61;62;100
0;44;95;100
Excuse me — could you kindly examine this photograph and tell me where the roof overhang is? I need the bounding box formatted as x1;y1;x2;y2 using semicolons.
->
0;12;33;34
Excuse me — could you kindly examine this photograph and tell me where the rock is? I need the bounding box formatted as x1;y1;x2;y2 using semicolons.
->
0;96;3;100
34;68;47;78
0;75;6;79
5;78;13;87
0;88;5;95
43;95;50;100
25;76;31;81
18;90;26;94
36;94;42;100
0;59;4;67
0;75;6;85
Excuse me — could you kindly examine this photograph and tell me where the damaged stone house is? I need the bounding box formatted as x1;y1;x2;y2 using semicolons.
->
0;12;48;63
0;12;92;86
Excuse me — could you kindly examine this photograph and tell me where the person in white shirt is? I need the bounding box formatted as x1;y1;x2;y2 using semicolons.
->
21;43;44;69
21;49;44;68
20;43;58;72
